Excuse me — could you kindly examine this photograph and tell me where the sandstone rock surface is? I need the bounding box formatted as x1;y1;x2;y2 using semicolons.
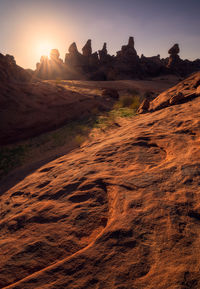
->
138;72;200;112
1;73;200;288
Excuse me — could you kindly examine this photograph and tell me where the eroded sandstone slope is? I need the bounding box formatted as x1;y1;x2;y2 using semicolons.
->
1;73;200;289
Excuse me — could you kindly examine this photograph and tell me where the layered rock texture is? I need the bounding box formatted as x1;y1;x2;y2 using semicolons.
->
1;73;200;288
35;37;200;80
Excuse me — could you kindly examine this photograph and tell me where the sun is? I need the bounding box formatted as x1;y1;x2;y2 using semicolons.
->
37;42;53;58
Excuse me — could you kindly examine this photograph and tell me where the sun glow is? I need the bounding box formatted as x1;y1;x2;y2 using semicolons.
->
37;42;53;58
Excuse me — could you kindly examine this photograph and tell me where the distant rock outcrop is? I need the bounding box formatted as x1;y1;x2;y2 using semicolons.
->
167;44;181;72
99;43;108;62
36;49;65;79
35;37;200;80
140;54;165;77
82;39;92;56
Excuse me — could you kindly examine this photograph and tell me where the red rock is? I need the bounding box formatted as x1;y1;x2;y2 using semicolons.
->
2;75;200;288
147;72;200;111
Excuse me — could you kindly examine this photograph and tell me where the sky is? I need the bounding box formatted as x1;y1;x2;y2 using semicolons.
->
0;0;200;69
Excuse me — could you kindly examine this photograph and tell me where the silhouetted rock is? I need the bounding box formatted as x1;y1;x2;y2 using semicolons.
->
99;43;107;61
68;42;79;54
116;37;139;62
35;37;200;80
0;53;31;82
35;49;64;79
167;44;181;73
140;54;165;77
50;49;60;61
82;39;92;57
114;37;141;79
65;42;82;67
168;44;180;56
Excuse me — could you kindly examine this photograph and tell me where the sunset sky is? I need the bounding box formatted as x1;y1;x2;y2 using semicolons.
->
0;0;200;69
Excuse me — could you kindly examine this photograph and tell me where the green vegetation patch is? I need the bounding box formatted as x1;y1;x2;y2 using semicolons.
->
94;90;141;129
0;145;27;177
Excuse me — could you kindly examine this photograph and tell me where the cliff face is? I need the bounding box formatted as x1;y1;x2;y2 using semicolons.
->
35;37;200;80
1;73;200;289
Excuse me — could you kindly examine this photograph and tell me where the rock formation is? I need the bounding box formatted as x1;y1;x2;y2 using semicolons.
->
65;40;100;79
65;42;82;67
82;39;92;56
112;36;142;79
116;36;138;60
140;54;166;77
98;43;107;61
35;37;200;80
167;44;181;72
36;49;64;79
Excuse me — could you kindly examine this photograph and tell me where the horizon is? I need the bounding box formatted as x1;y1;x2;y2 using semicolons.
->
1;0;200;69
